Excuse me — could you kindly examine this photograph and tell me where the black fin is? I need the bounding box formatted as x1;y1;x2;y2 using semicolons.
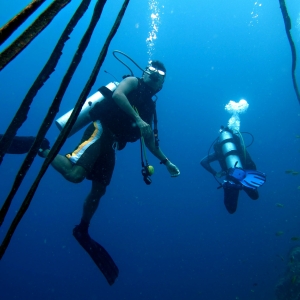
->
73;226;119;285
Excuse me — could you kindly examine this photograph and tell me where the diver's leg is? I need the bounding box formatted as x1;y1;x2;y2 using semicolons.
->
244;188;259;200
41;123;105;183
78;126;115;224
41;149;86;183
73;181;105;235
82;181;106;223
223;186;239;214
73;184;118;285
73;184;119;286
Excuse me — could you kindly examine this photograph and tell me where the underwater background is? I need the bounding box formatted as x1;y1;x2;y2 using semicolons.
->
0;0;300;299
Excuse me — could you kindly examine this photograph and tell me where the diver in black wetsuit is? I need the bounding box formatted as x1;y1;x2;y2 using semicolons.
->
200;127;263;214
39;60;180;285
0;134;50;156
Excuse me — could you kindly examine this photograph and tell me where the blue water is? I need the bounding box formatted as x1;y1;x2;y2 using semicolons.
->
1;0;300;299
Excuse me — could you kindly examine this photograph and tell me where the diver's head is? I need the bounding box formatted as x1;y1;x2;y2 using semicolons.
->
142;60;166;92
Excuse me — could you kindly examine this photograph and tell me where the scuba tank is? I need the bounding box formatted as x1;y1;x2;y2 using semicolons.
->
55;81;118;137
217;128;266;189
218;129;243;170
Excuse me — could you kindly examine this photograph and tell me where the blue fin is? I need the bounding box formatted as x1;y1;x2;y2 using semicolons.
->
228;168;266;189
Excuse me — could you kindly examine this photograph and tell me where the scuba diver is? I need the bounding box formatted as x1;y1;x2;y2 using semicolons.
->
200;126;266;214
0;134;50;156
39;58;180;285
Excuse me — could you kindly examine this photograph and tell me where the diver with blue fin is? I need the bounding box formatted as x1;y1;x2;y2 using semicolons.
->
200;100;266;213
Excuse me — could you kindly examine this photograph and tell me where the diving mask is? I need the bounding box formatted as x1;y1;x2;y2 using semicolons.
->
147;66;165;76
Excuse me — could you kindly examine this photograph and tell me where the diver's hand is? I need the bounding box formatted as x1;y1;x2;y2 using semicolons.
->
215;170;226;178
166;161;180;177
136;117;152;138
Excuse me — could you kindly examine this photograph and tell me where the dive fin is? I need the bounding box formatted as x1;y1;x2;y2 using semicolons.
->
73;226;119;285
241;170;266;189
228;168;266;189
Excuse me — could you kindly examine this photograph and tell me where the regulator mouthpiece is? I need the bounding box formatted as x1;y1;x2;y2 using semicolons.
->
149;72;159;82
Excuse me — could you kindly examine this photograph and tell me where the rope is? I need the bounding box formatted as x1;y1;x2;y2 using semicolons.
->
0;0;93;225
279;0;300;104
0;0;71;71
0;0;46;45
0;0;92;165
0;0;130;260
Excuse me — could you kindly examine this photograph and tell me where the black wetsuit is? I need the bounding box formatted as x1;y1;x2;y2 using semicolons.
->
68;77;156;183
89;77;155;144
201;133;259;214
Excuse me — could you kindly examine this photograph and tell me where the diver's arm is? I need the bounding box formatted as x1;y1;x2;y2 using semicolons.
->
112;77;151;138
200;152;218;176
144;133;180;177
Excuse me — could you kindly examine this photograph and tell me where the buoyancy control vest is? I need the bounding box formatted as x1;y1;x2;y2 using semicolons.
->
89;77;156;144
